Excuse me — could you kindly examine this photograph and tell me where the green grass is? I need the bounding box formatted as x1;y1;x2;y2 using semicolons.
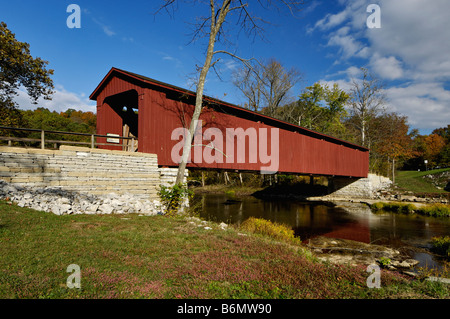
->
0;200;448;299
395;168;450;194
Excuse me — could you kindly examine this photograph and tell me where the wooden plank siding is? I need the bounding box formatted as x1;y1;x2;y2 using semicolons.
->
90;68;369;178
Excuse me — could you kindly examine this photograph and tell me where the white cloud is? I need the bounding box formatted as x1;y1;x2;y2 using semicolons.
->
14;85;96;113
313;0;450;82
327;32;367;59
345;66;363;78
314;10;349;31
321;79;354;93
384;83;450;130
369;54;403;80
322;78;450;132
92;18;116;37
310;0;366;32
122;37;134;42
366;0;450;81
161;54;184;69
311;0;450;132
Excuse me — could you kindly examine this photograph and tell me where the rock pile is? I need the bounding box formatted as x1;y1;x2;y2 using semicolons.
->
0;180;162;216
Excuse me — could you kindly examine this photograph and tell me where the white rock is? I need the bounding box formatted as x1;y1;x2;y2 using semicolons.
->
59;204;72;214
23;193;33;199
99;204;114;214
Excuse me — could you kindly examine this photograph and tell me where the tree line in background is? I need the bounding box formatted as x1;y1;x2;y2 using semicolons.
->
0;108;96;147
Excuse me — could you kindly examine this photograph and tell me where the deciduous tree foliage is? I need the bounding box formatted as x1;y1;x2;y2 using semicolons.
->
271;82;349;139
21;108;96;135
403;125;449;170
0;22;54;127
1;108;97;148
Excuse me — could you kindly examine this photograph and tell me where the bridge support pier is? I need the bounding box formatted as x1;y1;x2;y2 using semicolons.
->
326;174;392;199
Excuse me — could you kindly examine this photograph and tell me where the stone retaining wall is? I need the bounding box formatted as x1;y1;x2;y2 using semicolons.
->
0;146;185;202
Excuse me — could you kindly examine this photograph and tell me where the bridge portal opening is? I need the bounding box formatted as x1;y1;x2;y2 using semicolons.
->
103;90;139;151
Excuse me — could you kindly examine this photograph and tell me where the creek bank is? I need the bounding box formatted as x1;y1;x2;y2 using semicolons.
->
193;185;449;275
307;236;420;270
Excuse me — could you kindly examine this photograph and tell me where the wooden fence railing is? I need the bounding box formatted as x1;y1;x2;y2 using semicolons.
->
0;126;137;151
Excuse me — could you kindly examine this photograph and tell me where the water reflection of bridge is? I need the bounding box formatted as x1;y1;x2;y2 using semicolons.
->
196;194;373;243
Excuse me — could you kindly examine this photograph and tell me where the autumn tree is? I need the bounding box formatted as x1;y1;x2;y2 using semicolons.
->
423;134;446;168
373;113;414;180
156;1;304;185
61;108;97;132
0;22;54;127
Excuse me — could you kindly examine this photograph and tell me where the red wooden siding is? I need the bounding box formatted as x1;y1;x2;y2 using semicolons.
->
90;68;369;178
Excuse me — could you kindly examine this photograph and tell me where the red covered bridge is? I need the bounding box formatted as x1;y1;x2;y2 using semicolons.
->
90;67;369;178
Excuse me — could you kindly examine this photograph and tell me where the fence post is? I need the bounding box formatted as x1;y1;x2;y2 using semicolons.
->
41;130;45;149
91;134;95;149
131;137;135;152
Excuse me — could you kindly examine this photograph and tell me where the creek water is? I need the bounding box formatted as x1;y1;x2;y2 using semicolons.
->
193;193;450;270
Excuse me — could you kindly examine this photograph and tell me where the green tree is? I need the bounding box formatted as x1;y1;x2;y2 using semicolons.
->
432;125;450;143
0;22;54;127
18;108;97;148
438;144;450;167
277;82;349;138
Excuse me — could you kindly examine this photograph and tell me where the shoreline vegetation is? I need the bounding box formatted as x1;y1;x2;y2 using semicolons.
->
0;199;449;299
368;201;450;217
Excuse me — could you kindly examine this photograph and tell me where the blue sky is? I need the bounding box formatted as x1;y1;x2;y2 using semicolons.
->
2;0;449;135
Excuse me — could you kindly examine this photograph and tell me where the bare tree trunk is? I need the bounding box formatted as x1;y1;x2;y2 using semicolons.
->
387;156;390;178
392;158;395;184
224;171;230;185
361;119;366;147
175;1;231;185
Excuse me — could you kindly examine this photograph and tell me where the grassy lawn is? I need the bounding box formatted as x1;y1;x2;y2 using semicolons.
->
395;168;449;194
0;200;448;299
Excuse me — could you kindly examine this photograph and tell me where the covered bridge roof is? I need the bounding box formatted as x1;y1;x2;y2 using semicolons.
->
90;67;368;152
